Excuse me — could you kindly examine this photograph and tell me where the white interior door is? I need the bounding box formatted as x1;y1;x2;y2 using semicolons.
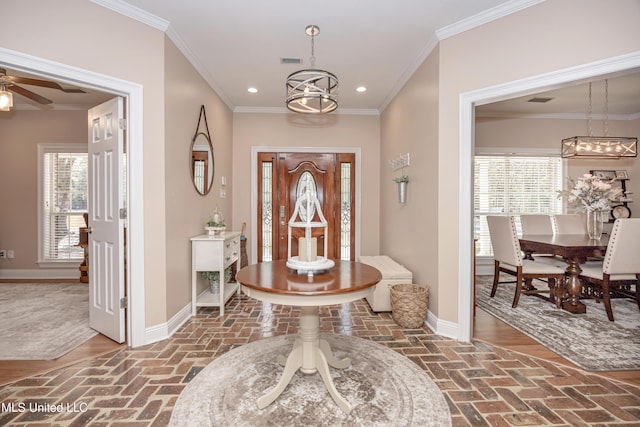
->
88;97;125;343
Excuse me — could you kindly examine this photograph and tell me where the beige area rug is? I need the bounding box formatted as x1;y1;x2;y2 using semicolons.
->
0;283;98;360
170;334;451;427
476;275;640;371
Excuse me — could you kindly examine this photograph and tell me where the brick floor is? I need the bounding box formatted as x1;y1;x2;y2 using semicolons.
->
1;295;639;426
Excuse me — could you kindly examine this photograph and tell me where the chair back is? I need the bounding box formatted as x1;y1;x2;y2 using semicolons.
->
520;214;553;235
487;216;523;267
552;214;586;235
603;218;640;275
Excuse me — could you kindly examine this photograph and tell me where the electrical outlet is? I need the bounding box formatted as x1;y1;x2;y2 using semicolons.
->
0;250;6;259
7;250;14;259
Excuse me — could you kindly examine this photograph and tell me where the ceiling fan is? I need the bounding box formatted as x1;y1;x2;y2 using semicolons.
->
0;67;85;106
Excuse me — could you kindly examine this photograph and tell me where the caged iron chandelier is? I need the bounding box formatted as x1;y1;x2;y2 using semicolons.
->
561;79;637;158
286;25;338;114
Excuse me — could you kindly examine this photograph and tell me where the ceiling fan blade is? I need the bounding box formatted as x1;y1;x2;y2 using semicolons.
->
2;72;85;93
10;84;53;105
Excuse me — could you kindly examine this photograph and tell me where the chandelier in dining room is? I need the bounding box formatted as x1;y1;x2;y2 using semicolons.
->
561;79;637;158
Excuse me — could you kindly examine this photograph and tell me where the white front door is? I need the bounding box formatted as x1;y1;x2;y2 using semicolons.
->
88;97;125;343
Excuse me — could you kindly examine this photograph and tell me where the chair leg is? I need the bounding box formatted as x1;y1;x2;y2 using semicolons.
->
602;274;614;321
548;278;556;304
636;275;640;312
490;260;500;297
512;268;523;308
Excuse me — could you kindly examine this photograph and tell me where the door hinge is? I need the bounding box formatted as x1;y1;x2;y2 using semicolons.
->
120;297;128;309
119;118;127;130
119;208;127;219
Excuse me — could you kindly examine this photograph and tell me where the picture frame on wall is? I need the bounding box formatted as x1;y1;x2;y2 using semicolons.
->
614;170;629;180
590;170;616;180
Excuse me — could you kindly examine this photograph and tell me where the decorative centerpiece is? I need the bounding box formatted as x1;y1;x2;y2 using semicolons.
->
205;207;226;236
286;190;334;276
557;173;622;239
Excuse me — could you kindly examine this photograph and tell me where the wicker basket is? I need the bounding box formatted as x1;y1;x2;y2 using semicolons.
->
390;284;429;329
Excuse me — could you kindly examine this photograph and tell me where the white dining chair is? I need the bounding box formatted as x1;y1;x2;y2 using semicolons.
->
487;216;566;308
578;218;640;321
552;214;586;235
519;214;564;266
520;214;554;235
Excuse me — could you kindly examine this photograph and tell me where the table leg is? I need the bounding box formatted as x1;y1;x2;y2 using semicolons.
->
257;306;353;413
562;259;586;314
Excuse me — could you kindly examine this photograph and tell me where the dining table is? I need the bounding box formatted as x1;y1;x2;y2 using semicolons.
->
519;234;608;314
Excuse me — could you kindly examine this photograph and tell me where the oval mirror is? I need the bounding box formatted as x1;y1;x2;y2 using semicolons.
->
190;132;214;195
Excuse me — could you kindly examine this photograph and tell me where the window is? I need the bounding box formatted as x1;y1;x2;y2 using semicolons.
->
38;144;88;264
474;154;563;257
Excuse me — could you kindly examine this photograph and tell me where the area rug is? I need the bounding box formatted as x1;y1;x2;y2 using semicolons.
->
170;334;451;427
0;283;97;360
476;275;640;371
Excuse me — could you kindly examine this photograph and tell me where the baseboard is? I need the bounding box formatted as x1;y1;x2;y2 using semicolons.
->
144;302;192;346
426;310;459;340
0;268;79;280
144;304;461;347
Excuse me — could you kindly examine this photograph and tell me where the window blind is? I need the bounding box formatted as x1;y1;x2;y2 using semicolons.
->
43;152;88;261
474;155;563;257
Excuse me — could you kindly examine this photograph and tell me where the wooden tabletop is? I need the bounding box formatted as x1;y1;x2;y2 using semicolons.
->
520;234;609;249
236;260;382;296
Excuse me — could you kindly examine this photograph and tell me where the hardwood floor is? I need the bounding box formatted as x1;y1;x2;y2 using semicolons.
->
474;307;640;387
0;334;124;386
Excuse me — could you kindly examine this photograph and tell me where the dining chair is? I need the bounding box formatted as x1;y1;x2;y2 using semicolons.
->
520;214;554;235
487;216;566;308
552;214;586;235
578;218;640;321
519;214;564;266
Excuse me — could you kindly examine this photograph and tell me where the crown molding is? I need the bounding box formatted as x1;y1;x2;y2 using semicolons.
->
90;0;170;31
476;111;640;120
378;34;439;113
234;106;379;116
164;26;235;111
436;0;545;40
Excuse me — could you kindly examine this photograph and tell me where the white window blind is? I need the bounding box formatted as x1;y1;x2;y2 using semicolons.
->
474;155;563;257
40;146;88;262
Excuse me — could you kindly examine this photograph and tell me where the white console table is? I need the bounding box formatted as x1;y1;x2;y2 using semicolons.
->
191;232;241;316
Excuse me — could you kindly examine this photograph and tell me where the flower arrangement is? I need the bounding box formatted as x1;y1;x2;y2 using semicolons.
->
393;175;409;183
557;173;622;211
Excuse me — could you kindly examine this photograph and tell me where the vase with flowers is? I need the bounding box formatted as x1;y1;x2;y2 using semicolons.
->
557;173;622;239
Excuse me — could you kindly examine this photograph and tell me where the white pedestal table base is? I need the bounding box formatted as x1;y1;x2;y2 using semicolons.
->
257;306;353;413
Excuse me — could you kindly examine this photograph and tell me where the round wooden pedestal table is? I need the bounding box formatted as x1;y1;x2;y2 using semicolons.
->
236;260;381;413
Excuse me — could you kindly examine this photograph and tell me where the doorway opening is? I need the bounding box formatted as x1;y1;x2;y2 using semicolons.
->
459;52;640;342
0;47;145;347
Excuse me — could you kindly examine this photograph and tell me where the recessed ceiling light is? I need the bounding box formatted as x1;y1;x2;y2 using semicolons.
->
356;86;367;93
248;87;258;93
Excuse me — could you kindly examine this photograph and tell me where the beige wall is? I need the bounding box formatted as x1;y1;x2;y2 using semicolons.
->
382;0;640;326
3;0;169;327
0;110;87;269
438;0;640;324
232;113;381;258
163;38;234;319
380;46;440;313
